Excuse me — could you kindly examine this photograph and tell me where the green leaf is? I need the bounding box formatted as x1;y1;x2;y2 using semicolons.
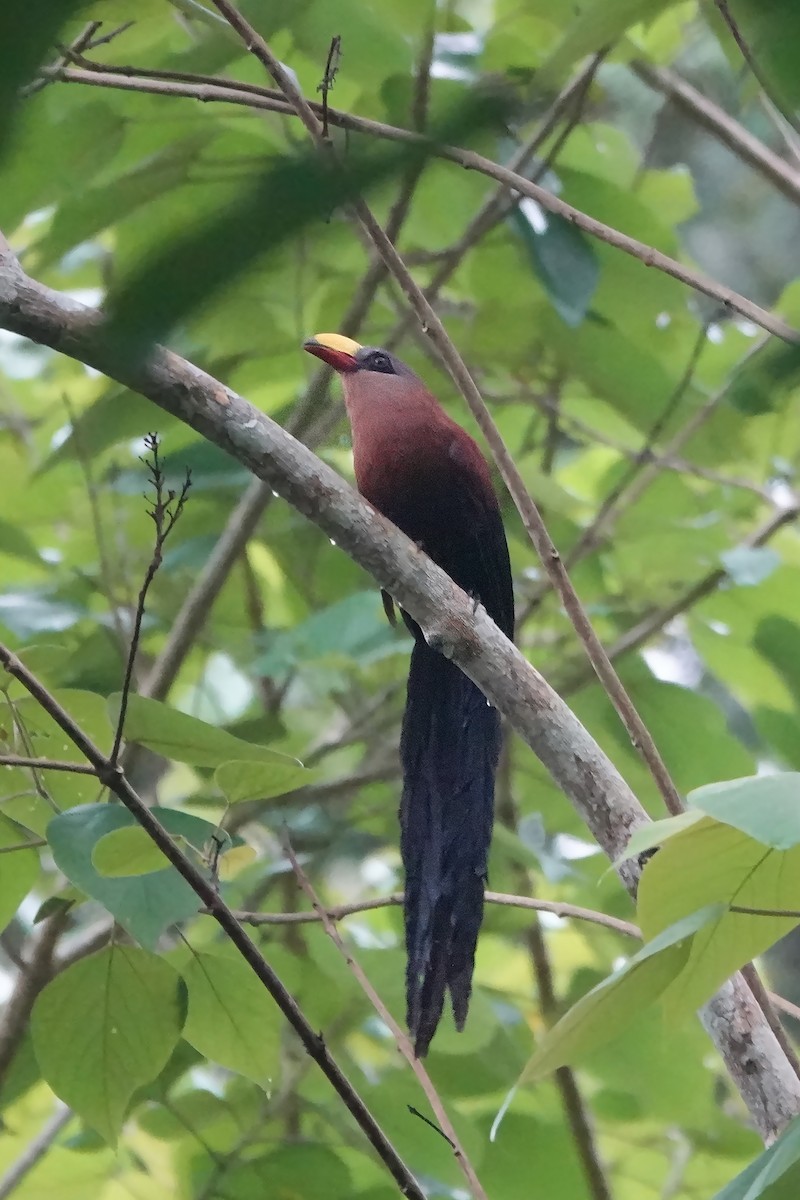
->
180;950;280;1085
91;810;236;878
109;693;302;770
712;1116;800;1199
637;817;800;1019
253;591;397;676
223;1146;352;1200
47;804;203;948
537;0;677;83
689;774;800;850
215;758;311;805
0;519;41;564
523;905;723;1078
509;207;599;326
31;944;184;1144
727;340;800;415
0;847;38;931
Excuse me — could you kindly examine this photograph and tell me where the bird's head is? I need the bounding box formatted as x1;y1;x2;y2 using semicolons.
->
303;333;408;379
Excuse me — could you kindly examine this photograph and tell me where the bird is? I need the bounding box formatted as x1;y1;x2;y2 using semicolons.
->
303;332;514;1055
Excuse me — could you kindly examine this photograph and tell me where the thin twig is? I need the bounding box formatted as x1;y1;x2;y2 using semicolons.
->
527;917;612;1200
46;63;800;343
520;321;714;623
224;891;642;937
22;20;101;96
111;433;191;763
770;992;800;1025
317;35;341;140
525;390;769;499
282;835;489;1200
0;754;97;774
496;763;613;1200
741;963;800;1083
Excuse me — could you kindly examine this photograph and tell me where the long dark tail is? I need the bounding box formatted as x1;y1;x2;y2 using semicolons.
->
400;634;501;1056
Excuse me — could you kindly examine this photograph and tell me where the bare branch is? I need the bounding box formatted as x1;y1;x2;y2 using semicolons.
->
0;1106;73;1200
0;755;96;774
0;909;71;1090
226;891;642;938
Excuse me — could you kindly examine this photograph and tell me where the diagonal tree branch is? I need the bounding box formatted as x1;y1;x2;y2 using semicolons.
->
0;639;425;1200
1;234;798;1139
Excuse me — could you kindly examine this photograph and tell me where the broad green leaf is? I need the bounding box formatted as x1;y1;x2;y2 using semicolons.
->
689;774;800;850
91;810;236;878
108;693;301;770
712;1116;800;1199
180;950;280;1085
31;945;184;1144
47;804;203;948
215;758;310;805
523;905;723;1078
0;846;38;931
637;817;800;1020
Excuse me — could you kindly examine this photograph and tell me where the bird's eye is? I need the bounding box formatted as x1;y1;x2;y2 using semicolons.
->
366;351;393;374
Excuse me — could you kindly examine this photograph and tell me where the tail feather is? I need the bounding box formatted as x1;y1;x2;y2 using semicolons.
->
399;635;500;1056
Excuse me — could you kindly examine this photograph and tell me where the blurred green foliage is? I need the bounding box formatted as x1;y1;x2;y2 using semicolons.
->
1;0;800;1197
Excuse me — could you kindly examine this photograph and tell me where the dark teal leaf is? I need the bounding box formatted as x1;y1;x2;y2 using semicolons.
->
510;206;599;326
253;592;397;676
728;342;800;414
47;804;205;948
